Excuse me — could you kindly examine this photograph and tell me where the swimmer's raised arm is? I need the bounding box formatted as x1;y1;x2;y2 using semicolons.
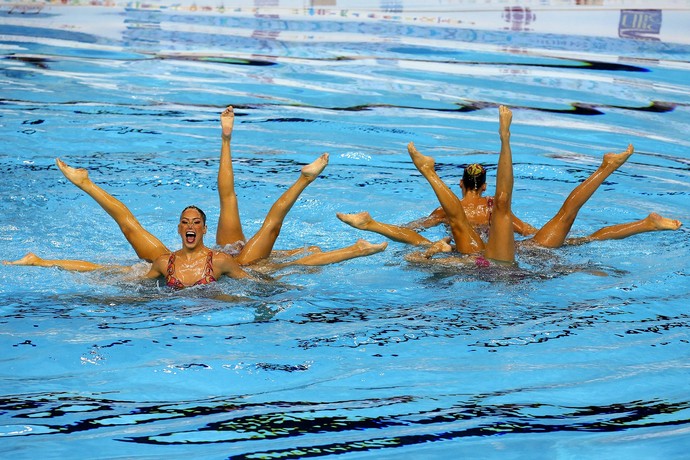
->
406;204;534;235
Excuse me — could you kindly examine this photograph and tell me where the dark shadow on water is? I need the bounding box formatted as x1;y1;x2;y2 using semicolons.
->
2;391;688;458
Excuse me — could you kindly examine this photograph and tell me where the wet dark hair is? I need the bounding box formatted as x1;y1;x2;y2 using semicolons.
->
180;205;207;225
462;163;487;191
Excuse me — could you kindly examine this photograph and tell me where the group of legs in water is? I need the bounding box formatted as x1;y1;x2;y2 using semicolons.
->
4;106;388;287
339;105;681;266
4;105;682;287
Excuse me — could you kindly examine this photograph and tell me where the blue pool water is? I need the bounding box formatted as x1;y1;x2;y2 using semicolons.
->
1;2;690;459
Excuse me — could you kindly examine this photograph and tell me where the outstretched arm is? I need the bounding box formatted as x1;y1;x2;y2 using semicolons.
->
143;256;167;280
214;252;254;279
405;207;447;229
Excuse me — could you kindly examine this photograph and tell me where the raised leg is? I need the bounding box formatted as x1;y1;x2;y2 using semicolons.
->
484;105;515;262
234;153;329;265
282;239;387;266
216;106;246;245
566;213;682;245
56;158;169;262
336;211;432;245
531;144;634;248
3;252;106;272
407;142;485;254
271;245;322;257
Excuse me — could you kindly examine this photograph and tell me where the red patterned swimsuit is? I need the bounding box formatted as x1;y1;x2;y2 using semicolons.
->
165;251;217;290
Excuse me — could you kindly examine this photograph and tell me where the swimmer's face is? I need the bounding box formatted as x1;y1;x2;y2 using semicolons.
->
178;208;207;248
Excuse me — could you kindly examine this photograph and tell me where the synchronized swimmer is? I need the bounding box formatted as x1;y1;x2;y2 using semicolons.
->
3;105;682;287
339;106;681;266
4;107;387;288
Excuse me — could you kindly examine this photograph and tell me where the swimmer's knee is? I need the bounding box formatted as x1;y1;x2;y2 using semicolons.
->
120;220;147;240
259;221;282;241
493;191;511;212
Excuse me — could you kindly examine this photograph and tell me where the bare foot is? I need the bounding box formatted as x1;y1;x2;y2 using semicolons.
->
353;239;388;255
221;106;234;140
423;237;452;258
602;144;634;169
407;142;434;172
301;153;329;180
336;211;373;230
646;212;682;230
499;105;512;138
56;158;91;189
3;252;41;266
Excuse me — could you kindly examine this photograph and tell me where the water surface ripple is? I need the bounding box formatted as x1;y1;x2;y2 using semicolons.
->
1;4;689;459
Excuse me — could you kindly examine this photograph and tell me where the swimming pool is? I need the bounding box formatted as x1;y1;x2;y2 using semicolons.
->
1;1;689;458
